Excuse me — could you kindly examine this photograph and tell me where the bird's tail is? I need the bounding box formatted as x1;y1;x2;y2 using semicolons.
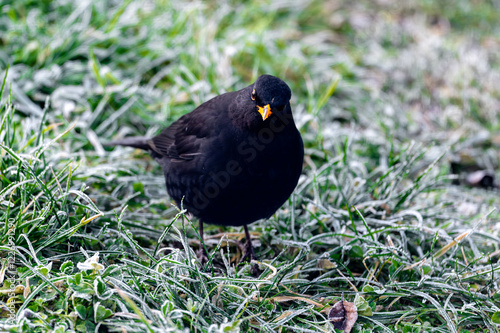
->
105;136;151;150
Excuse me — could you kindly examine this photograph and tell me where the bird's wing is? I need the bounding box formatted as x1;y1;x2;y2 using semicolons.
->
149;102;222;161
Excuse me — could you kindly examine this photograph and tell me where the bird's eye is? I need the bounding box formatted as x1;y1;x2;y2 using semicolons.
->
251;89;256;101
276;105;285;112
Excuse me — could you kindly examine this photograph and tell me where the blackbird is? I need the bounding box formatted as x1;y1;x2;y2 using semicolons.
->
107;74;304;262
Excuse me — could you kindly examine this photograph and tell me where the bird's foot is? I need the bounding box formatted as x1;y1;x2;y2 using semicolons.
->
238;241;262;277
239;241;256;263
196;247;209;265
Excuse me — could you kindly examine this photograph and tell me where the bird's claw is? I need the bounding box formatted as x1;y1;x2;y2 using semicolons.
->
239;242;256;263
238;241;262;276
196;247;209;265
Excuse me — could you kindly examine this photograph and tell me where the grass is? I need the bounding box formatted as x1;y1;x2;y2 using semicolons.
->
1;0;500;332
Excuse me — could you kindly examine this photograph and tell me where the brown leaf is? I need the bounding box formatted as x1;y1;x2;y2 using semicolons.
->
328;300;358;333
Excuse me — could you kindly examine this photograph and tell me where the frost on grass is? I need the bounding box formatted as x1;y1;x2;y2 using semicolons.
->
1;0;500;332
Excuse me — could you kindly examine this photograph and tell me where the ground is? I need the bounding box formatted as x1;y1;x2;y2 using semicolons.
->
1;0;500;332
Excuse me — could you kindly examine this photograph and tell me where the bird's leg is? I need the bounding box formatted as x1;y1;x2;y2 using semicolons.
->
197;220;209;264
239;225;256;263
239;225;262;276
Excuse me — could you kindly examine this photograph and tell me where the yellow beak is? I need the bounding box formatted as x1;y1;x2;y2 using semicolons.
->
257;104;272;121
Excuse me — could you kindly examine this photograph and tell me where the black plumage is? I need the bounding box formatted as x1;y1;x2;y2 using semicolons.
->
107;75;304;261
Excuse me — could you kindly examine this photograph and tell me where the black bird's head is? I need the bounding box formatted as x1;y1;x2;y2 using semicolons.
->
250;75;292;121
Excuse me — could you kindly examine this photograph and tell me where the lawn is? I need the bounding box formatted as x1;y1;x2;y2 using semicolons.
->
1;0;500;332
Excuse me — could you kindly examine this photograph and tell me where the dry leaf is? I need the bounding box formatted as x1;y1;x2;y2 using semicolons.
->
328;300;358;333
318;258;337;270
